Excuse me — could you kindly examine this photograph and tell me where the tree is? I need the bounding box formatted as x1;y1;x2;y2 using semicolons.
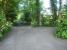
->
19;0;41;25
59;0;62;11
18;0;33;24
58;0;62;16
50;0;57;24
1;0;20;22
35;0;40;25
64;0;67;11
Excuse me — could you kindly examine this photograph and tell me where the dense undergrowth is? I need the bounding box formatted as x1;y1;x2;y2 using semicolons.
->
0;21;12;40
56;15;67;39
0;13;12;40
31;15;54;27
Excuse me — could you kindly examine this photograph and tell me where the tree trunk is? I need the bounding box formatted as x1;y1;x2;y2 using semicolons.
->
50;0;57;25
58;0;62;15
58;0;62;20
59;0;62;11
36;0;40;25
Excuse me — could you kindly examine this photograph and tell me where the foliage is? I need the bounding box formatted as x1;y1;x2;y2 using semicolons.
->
18;0;42;26
50;0;57;22
31;17;38;26
42;15;53;26
1;0;19;23
0;11;12;40
56;14;67;39
0;20;12;40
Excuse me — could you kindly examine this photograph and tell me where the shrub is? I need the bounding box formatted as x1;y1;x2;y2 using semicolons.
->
0;19;12;40
56;15;67;39
42;16;53;26
31;18;38;27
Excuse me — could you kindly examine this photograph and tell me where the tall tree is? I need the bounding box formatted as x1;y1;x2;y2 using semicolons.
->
2;0;19;22
36;0;40;25
58;0;62;16
59;0;62;11
19;0;33;24
64;0;67;11
58;0;62;20
20;0;41;25
50;0;57;23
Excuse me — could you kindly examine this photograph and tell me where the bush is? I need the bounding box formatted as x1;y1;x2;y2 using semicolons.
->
56;15;67;39
31;18;38;27
42;16;53;26
0;19;12;40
